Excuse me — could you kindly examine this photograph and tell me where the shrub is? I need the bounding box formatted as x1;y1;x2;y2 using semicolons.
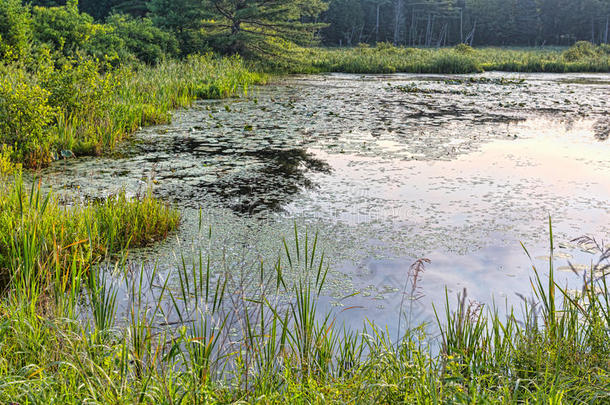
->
41;57;118;117
563;41;599;61
454;43;475;54
31;1;98;58
375;41;395;51
0;68;57;167
106;14;179;65
0;145;19;176
0;0;31;61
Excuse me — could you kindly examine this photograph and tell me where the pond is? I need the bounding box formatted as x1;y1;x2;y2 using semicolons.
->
42;72;610;335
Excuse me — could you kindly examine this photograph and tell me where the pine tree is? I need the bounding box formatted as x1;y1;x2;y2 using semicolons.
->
148;0;207;54
201;0;327;57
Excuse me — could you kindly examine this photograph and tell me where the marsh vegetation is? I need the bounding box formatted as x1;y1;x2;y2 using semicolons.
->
1;0;610;403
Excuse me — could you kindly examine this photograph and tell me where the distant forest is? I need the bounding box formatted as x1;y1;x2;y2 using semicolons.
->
24;0;610;47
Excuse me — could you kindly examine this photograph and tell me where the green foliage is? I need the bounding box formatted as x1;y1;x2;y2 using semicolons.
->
319;0;610;47
95;189;181;252
29;2;177;65
32;1;103;59
106;13;178;65
42;58;118;117
321;0;365;46
0;50;264;168
0;145;19;177
0;223;609;402
563;41;604;61
0;0;32;61
200;0;328;59
147;0;208;55
275;45;610;74
0;176;179;287
454;43;475;54
0;68;57;167
285;45;483;74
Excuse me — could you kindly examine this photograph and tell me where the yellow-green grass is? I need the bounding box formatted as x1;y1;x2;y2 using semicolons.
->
0;54;267;168
0;223;608;403
274;42;610;74
0;174;179;292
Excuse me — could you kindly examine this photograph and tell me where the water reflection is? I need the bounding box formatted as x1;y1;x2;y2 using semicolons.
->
594;118;609;141
183;147;331;213
40;72;609;330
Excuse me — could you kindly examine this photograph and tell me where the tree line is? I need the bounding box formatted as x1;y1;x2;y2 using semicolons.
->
322;0;610;47
8;0;610;62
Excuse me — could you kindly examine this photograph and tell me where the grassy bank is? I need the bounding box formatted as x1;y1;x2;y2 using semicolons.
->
0;224;608;403
0;54;266;169
0;52;257;302
279;42;610;74
0;174;179;290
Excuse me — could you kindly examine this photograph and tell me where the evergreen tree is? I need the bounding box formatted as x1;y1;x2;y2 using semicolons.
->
200;0;327;57
148;0;207;54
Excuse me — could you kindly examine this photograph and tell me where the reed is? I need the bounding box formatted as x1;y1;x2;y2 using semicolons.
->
0;221;608;403
0;175;180;292
0;54;267;169
270;42;610;74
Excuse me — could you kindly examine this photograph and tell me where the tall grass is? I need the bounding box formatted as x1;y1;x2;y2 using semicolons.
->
1;54;267;168
275;42;610;74
0;174;180;292
0;220;608;403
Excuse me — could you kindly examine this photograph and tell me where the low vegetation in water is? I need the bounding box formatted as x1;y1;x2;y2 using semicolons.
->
0;173;180;291
0;224;608;403
1;2;609;402
276;42;610;74
0;55;265;169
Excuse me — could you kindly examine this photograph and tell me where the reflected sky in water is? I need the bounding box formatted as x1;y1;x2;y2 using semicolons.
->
41;72;609;331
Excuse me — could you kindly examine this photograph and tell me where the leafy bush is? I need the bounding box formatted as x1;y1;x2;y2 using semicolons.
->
27;3;180;66
31;1;100;59
375;41;395;51
0;0;32;61
563;41;600;61
0;68;57;167
106;14;179;65
454;43;475;54
0;145;19;176
41;57;118;117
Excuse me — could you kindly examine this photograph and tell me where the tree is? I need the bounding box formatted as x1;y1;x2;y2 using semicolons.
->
31;0;101;57
148;0;207;54
106;13;178;64
108;1;150;17
322;0;365;46
79;0;149;20
200;0;328;57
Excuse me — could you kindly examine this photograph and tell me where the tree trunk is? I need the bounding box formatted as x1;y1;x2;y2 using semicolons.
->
410;8;416;46
376;4;380;43
394;0;403;45
425;13;432;47
460;8;463;43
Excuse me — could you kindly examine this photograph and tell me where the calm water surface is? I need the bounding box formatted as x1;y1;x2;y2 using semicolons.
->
43;72;610;332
